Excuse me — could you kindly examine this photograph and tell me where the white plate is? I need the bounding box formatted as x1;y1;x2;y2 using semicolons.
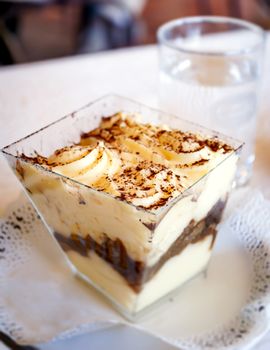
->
0;189;270;349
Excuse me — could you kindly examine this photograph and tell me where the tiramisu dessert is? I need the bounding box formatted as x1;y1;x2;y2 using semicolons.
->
6;110;240;318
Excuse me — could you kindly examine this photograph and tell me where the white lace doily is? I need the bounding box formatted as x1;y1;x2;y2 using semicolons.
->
0;189;270;349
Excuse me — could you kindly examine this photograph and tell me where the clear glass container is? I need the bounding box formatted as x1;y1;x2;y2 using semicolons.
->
157;16;265;186
1;95;243;320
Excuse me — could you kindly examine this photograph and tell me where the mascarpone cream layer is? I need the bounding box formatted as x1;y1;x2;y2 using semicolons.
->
28;113;233;211
67;235;213;313
17;114;238;265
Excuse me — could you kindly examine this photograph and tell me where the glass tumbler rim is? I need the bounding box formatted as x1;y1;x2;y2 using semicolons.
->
157;15;266;57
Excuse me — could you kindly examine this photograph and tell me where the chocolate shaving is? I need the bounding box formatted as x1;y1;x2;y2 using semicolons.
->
142;222;157;231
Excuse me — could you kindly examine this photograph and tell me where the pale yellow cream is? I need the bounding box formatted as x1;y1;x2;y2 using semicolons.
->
29;113;233;211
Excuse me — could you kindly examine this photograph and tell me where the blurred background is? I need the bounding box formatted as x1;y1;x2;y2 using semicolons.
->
0;0;270;65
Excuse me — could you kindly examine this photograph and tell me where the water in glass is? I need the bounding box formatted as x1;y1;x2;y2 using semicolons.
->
159;53;259;186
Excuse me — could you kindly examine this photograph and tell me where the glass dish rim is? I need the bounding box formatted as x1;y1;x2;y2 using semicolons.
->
1;93;244;216
157;15;266;57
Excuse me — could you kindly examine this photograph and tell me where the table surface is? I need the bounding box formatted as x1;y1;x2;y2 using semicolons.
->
0;38;270;350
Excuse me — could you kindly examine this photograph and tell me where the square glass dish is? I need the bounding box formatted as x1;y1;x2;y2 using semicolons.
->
1;95;243;321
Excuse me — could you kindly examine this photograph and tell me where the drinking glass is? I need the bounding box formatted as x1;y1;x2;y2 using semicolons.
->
158;16;265;186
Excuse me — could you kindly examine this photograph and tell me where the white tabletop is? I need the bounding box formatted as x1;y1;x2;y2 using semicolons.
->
0;39;270;349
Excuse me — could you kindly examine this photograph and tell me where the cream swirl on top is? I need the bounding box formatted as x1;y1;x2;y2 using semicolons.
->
46;143;121;195
25;113;233;210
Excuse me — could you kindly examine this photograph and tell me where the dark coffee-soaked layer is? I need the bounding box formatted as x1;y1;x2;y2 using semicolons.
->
54;199;225;292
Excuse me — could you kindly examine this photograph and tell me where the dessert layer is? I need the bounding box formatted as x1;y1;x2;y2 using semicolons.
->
54;199;225;292
67;234;213;312
22;113;233;211
17;145;236;264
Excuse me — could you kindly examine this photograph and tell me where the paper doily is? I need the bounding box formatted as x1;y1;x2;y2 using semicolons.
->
0;189;270;349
